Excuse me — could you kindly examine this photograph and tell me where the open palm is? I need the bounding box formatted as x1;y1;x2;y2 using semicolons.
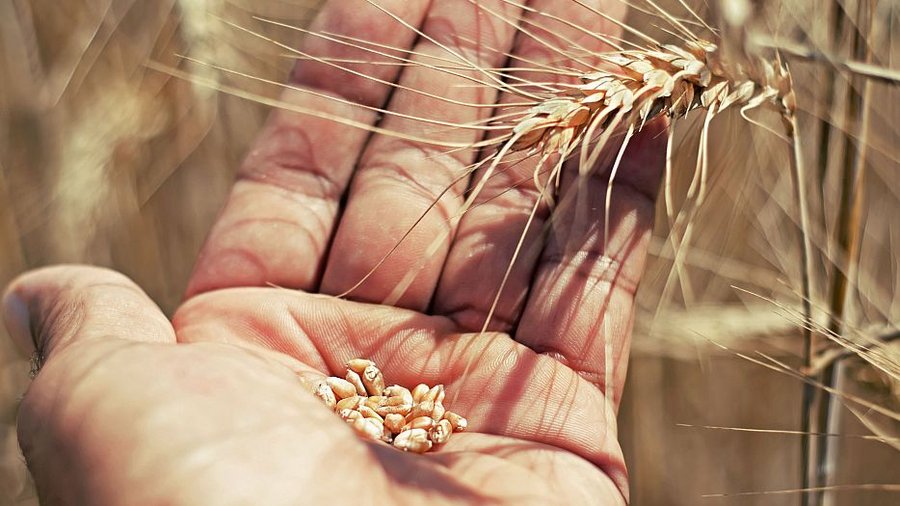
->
5;1;666;504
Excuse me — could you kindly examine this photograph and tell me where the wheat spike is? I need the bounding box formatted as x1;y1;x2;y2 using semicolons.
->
503;39;795;165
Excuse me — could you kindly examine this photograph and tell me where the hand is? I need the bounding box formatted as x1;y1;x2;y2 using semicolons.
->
4;1;665;504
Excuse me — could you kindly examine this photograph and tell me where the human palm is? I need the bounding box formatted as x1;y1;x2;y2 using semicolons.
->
4;1;666;504
9;270;631;504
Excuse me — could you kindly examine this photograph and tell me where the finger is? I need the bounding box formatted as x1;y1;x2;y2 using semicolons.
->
433;0;628;332
186;0;431;297
2;265;176;360
319;0;524;310
516;119;667;403
174;287;626;483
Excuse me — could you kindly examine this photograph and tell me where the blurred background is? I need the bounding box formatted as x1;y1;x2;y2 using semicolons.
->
1;0;897;504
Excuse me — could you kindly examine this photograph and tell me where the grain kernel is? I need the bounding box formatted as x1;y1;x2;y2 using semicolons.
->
345;370;367;396
365;395;387;410
402;415;435;432
336;395;364;412
326;377;358;399
376;391;413;416
314;381;336;408
384;413;405;434
375;403;412;417
411;383;429;402
339;408;362;423
444;411;468;432
423;384;445;403
351;416;384;441
362;364;386;396
431;419;452;445
393;428;432;453
408;400;434;419
431;401;446;422
358;405;384;423
383;385;413;406
385;396;412;407
346;358;374;374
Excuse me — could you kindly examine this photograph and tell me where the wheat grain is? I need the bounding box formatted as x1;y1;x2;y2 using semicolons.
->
345;369;368;396
392;428;433;453
314;359;467;452
314;380;336;408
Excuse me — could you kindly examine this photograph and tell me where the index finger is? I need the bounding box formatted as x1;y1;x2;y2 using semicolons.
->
186;1;432;298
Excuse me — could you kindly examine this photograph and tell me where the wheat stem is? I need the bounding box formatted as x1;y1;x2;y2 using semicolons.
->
786;106;819;506
814;1;876;503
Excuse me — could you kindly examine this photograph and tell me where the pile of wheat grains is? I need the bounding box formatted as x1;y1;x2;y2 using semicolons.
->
314;359;467;453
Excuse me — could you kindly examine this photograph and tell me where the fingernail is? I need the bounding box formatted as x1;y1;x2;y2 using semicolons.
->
2;291;35;355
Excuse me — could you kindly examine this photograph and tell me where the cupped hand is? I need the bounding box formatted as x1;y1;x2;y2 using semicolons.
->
4;1;665;504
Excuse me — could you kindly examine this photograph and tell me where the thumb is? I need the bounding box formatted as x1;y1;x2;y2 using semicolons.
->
4;266;345;505
2;265;175;366
3;266;177;504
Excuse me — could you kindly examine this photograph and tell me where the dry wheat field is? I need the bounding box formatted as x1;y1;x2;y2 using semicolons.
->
1;0;898;504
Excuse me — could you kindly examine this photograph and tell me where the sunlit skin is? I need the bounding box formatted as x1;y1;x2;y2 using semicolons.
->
3;1;666;504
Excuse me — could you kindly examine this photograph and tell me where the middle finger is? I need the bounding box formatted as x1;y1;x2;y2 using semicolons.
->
320;0;525;310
